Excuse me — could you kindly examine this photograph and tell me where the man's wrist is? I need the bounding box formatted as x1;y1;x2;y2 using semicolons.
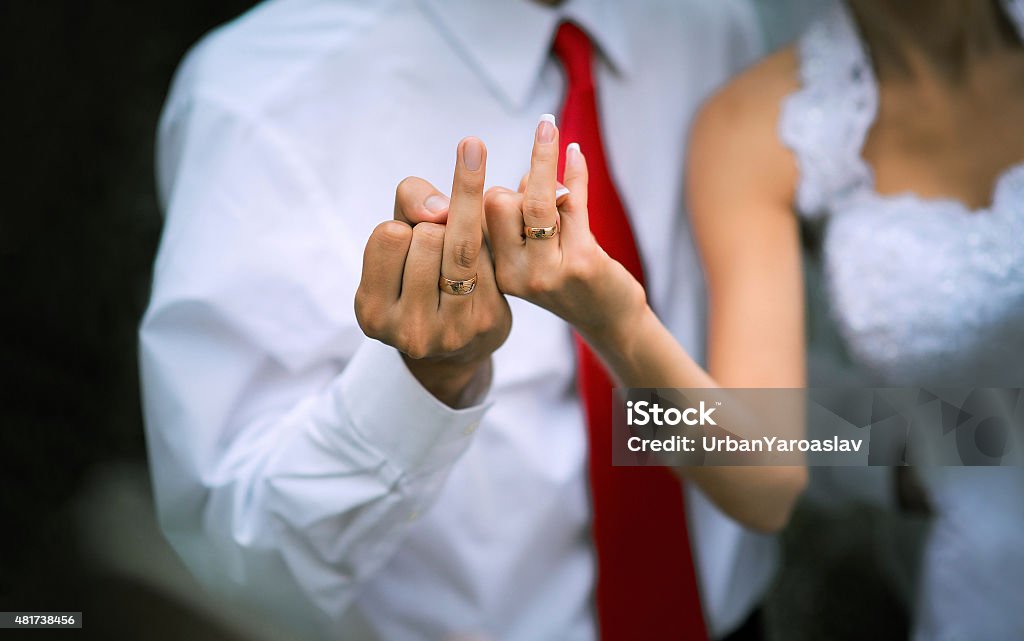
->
403;354;492;409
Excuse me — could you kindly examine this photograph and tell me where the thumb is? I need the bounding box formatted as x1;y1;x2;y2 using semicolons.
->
394;176;450;225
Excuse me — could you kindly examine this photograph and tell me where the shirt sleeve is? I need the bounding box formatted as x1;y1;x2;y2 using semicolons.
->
140;92;490;630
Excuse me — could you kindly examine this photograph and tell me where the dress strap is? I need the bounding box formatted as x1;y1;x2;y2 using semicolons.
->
778;1;877;218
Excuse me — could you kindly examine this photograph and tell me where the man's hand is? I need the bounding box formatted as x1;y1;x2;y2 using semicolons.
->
355;138;511;407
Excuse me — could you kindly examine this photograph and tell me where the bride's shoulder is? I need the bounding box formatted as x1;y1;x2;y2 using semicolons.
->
687;46;801;205
693;46;799;142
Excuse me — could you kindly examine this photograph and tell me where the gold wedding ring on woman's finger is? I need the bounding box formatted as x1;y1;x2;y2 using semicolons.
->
439;274;478;295
524;189;566;240
524;223;558;240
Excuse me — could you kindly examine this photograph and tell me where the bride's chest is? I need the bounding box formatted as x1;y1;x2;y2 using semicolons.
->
865;70;1024;212
820;170;1024;383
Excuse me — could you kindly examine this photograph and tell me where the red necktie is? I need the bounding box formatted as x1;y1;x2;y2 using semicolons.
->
553;22;708;641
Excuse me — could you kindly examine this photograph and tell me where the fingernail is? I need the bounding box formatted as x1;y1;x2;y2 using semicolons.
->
566;142;581;166
537;114;556;144
424;194;450;213
555;186;571;200
463;138;484;171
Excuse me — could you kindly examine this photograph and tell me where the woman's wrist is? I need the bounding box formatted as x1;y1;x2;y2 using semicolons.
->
578;276;654;367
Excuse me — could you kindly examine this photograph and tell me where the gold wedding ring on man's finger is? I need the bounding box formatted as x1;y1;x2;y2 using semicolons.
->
439;274;478;295
524;223;558;240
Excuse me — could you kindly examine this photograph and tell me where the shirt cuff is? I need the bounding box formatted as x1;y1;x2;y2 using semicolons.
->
336;338;492;475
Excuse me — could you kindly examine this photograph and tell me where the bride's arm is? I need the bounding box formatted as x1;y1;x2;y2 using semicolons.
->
485;50;805;532
630;48;806;528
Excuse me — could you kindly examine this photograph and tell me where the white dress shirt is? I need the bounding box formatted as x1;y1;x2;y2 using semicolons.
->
140;1;772;639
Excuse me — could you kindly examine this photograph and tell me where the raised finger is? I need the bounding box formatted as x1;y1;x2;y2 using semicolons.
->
521;114;560;233
441;137;487;290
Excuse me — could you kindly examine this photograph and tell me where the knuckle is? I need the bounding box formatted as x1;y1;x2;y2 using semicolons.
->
566;254;597;283
452;239;479;269
524;272;552;296
455;171;484;195
403;344;428;360
396;326;430;360
357;313;386;339
354;295;393;341
484;191;519;217
413;222;446;248
533;143;556;160
483;188;507;210
439;328;468;354
475;307;496;331
522;196;552;220
372;220;412;251
354;290;374;323
483;186;505;201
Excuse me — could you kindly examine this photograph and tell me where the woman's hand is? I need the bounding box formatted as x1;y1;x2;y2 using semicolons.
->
483;116;647;348
483;113;808;532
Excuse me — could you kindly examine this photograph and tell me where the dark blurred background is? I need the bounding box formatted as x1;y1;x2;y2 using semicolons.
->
1;2;261;638
0;2;918;640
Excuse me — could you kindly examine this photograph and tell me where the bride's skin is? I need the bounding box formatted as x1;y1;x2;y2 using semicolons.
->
483;119;807;533
681;0;1024;408
849;0;1024;208
480;0;1024;532
687;0;1024;229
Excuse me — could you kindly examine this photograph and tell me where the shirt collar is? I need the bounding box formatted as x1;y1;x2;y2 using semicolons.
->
418;0;633;110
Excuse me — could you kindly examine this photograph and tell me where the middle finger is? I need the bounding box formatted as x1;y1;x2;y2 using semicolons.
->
521;114;561;253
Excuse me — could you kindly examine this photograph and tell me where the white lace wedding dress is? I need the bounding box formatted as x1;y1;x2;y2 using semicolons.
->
779;2;1024;639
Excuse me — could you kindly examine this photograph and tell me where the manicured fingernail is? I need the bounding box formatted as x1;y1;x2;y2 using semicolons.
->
537;114;556;144
424;194;450;213
463;138;484;171
566;142;581;166
555;187;571;200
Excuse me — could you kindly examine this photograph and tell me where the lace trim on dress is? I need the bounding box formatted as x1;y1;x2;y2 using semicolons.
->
780;0;1024;220
778;1;877;218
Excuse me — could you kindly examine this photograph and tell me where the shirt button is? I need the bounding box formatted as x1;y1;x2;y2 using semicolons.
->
463;421;480;435
407;509;419;522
